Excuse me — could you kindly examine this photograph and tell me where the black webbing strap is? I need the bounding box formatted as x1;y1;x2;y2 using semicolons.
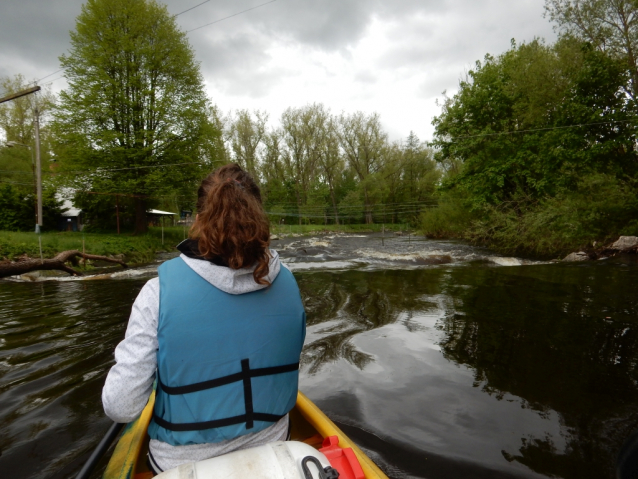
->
154;358;298;433
158;361;299;395
242;359;254;429
152;412;286;432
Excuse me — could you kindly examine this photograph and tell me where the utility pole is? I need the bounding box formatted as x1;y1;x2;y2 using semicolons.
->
0;86;43;233
34;106;42;233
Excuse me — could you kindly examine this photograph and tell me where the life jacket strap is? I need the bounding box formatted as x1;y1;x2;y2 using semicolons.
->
158;360;300;395
152;412;286;432
155;358;298;432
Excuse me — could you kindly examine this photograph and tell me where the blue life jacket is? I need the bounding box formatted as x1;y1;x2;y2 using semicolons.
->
147;257;306;446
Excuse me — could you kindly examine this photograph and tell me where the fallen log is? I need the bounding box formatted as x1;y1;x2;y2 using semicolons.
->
0;250;128;279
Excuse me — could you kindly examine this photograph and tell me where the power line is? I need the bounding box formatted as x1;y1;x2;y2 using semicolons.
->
52;161;205;175
34;69;63;83
445;119;635;141
40;76;66;86
174;0;211;17
188;0;278;32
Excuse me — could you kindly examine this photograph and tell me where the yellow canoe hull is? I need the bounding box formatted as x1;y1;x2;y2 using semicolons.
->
103;390;388;479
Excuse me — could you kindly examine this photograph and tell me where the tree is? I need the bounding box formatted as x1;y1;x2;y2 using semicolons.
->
227;109;267;179
280;104;329;224
53;0;221;234
337;112;387;224
545;0;638;99
318;118;344;224
431;38;636;207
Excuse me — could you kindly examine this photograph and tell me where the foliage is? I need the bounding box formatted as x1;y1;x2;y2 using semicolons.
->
0;74;56;148
420;192;475;239
429;34;638;256
545;0;638;99
0;227;184;262
468;175;638;257
0;185;66;232
432;38;636;207
52;0;223;233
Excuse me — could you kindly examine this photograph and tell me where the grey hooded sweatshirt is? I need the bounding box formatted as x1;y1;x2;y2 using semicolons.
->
102;247;291;473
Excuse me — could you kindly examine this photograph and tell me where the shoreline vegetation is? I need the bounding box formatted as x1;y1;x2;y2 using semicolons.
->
0;224;407;266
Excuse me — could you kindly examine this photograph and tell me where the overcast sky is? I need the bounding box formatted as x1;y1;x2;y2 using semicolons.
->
0;0;557;142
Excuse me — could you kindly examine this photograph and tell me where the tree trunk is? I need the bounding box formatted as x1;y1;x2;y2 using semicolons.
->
0;250;128;278
329;186;339;225
134;197;148;234
364;189;373;224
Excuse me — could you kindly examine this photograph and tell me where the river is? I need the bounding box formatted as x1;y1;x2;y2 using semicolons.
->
0;233;637;478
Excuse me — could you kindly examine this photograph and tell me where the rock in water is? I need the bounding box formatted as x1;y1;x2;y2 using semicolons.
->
610;236;638;250
562;252;589;262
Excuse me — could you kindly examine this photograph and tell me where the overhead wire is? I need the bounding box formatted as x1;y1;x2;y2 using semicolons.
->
187;0;278;32
174;0;211;17
445;119;636;141
34;69;64;83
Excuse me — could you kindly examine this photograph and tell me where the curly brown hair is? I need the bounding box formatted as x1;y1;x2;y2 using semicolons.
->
190;164;271;285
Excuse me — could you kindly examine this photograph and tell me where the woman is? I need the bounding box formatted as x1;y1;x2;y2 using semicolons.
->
102;164;306;474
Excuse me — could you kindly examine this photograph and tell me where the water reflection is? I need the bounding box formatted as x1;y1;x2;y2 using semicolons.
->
298;270;443;373
0;280;141;479
296;261;638;478
437;262;638;478
0;255;636;479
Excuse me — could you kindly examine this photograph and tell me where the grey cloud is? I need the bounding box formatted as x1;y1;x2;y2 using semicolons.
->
377;0;556;70
0;0;558;138
196;31;299;97
354;70;377;84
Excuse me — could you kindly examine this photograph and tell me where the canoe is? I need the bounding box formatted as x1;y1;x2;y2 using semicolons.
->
103;390;388;479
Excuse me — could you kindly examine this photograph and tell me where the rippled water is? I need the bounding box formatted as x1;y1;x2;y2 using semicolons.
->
1;234;637;479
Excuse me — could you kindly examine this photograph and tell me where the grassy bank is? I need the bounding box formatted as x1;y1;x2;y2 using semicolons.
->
0;224;403;263
0;227;187;263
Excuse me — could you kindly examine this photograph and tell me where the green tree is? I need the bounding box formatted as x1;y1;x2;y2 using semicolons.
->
227;109;267;180
545;0;638;99
432;38;636;207
53;0;221;233
280;104;329;225
337;112;387;224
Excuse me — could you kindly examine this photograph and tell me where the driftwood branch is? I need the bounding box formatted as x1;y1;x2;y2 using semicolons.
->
0;250;128;279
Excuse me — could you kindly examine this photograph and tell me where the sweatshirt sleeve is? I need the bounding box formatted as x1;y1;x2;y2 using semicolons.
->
102;277;159;423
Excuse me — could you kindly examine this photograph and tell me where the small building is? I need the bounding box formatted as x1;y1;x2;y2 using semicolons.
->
178;209;194;226
59;199;83;232
147;209;177;227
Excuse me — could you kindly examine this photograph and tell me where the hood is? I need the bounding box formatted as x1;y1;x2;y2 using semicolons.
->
179;250;281;295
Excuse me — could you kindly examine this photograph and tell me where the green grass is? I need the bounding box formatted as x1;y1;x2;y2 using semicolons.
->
0;224;406;263
0;226;188;263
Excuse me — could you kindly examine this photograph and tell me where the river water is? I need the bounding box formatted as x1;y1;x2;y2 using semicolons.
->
0;233;637;479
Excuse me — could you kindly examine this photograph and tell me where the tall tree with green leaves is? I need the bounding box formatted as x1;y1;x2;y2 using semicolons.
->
280;104;329;224
53;0;221;233
227;109;267;180
337;112;387;224
545;0;638;99
432;38;636;207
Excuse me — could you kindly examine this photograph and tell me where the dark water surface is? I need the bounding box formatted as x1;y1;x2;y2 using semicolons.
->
1;234;637;478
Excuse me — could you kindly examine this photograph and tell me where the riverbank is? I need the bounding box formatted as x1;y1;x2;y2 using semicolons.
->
0;223;407;264
0;229;185;264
